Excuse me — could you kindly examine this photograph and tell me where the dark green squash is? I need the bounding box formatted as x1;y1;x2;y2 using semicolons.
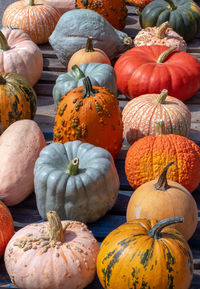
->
139;0;200;41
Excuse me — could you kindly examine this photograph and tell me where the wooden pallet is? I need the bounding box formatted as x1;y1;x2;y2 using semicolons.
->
0;5;200;288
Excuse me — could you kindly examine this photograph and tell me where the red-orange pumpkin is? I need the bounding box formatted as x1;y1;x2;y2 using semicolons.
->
0;199;14;257
114;45;200;101
2;0;61;44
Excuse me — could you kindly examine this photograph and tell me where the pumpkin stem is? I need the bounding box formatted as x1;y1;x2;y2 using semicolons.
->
28;0;35;5
0;75;6;84
148;217;184;239
66;157;79;175
156;22;169;39
82;77;98;98
157;46;177;63
123;36;132;46
72;64;85;80
85;37;94;52
154;120;165;136
0;31;10;51
155;162;177;191
164;0;177;9
47;211;64;244
156;89;168;104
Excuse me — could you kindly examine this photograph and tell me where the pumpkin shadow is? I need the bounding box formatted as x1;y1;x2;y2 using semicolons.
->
64;231;77;242
126;15;138;26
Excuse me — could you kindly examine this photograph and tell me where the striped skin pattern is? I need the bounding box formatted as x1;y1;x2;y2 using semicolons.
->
97;219;193;289
122;92;191;145
0;73;37;133
125;134;200;192
2;0;61;44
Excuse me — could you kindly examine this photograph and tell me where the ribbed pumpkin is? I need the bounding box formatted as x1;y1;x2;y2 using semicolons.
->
134;22;187;51
53;77;123;158
122;89;191;145
0;199;14;257
97;217;193;289
125;0;153;8
0;28;43;86
67;37;111;71
0;73;37;133
114;45;200;101
2;0;61;44
126;162;198;240
125;121;200;192
75;0;127;30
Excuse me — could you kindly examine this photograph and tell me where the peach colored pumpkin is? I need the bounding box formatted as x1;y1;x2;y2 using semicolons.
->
2;0;61;44
0;28;43;86
5;211;99;289
126;162;198;240
39;0;75;14
0;119;46;206
67;37;111;71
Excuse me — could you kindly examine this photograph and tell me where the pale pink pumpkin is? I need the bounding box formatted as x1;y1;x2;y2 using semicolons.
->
2;0;61;44
134;22;187;51
122;89;191;145
39;0;75;15
0;28;43;86
5;211;99;289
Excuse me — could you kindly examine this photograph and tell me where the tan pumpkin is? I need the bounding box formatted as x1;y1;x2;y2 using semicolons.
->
0;28;43;86
97;217;193;289
134;22;187;51
126;162;198;240
122;89;191;145
67;37;111;71
5;211;99;289
2;0;61;44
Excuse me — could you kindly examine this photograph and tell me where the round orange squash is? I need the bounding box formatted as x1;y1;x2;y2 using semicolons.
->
2;0;61;44
122;89;191;145
126;162;198;240
67;37;111;71
0;199;14;257
125;121;200;193
75;0;127;30
53;77;123;158
97;217;193;289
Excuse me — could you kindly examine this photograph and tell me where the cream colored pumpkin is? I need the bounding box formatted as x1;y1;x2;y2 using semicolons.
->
5;211;99;289
0;119;46;205
0;28;43;86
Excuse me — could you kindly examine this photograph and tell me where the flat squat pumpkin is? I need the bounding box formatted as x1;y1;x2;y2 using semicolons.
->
34;140;119;222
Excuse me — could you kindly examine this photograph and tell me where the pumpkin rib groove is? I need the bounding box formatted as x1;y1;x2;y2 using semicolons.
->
166;135;179;181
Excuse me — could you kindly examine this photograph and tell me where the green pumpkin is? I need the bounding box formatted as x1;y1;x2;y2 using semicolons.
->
139;0;200;41
53;63;118;108
34;140;119;223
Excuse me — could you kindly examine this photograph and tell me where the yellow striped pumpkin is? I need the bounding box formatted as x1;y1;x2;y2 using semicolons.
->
0;73;37;134
97;217;193;289
122;89;191;145
2;0;61;44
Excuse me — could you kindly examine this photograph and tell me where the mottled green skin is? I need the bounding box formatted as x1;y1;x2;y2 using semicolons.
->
140;0;200;41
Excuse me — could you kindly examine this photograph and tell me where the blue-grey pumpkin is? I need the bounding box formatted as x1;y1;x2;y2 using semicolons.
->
49;9;132;66
34;140;120;223
53;63;118;108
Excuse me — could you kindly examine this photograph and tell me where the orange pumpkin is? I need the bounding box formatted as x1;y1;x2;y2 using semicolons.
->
67;37;111;71
0;199;14;257
125;120;200;192
126;162;198;240
75;0;127;30
2;0;61;44
53;77;123;158
97;217;193;289
125;0;153;8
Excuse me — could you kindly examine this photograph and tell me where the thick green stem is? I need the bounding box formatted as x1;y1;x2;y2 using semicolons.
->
156;89;168;104
164;0;177;9
82;77;98;98
154;120;165;136
157;46;177;63
0;75;6;84
66;157;79;175
155;162;177;191
148;217;184;239
0;31;10;51
72;65;85;80
85;37;94;52
156;22;169;39
47;211;64;244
